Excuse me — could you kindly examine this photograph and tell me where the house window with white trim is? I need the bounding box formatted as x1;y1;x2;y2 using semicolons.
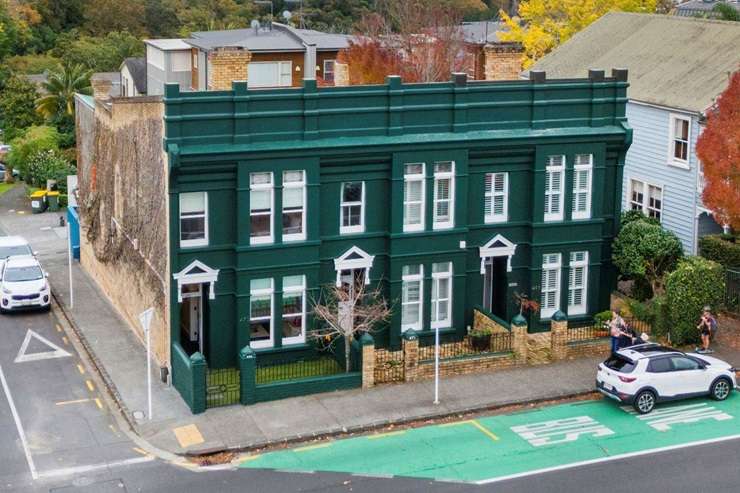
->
629;179;662;222
544;155;565;222
250;172;273;244
401;264;423;332
541;253;561;319
670;115;690;166
282;275;306;344
340;181;364;234
323;59;335;82
179;192;208;247
282;170;305;241
403;163;425;232
572;154;592;220
433;162;454;229
431;262;452;328
568;251;588;315
250;278;273;348
247;61;292;87
484;172;508;223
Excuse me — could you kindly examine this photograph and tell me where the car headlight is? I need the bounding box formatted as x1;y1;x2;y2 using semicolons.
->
1;287;10;295
41;282;48;291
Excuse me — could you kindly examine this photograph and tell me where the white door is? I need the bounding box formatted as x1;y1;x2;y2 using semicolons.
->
668;356;708;395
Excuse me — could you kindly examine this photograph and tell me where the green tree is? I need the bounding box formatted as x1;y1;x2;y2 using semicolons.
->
52;31;144;72
35;0;85;32
612;219;684;297
25;148;75;191
145;0;182;37
36;64;92;121
82;0;147;37
712;3;740;21
0;76;42;142
7;125;60;182
665;257;724;345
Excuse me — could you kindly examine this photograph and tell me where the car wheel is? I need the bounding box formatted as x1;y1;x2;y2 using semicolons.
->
633;390;656;414
710;378;732;401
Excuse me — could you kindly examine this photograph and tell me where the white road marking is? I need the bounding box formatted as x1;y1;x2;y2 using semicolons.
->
0;364;38;480
475;433;740;485
511;416;614;447
14;329;72;363
621;403;732;431
37;456;155;479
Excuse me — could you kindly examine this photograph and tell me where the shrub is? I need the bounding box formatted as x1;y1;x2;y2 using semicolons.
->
25;149;75;192
620;209;660;227
7;125;60;180
665;257;725;345
699;234;740;269
593;310;612;328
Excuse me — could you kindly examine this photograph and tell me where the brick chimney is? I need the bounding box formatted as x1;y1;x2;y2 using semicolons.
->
483;42;524;81
91;75;113;101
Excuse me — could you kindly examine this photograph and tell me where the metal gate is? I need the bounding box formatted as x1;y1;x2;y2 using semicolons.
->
206;368;240;408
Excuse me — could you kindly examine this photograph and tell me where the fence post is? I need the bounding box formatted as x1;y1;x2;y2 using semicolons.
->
550;310;568;361
239;346;257;405
190;352;207;414
360;332;375;389
402;329;419;382
511;315;528;365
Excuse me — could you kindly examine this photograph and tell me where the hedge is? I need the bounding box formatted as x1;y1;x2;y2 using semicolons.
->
699;235;740;269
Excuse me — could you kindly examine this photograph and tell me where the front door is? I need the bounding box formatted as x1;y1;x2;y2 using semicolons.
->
482;257;507;319
339;268;366;332
180;284;203;355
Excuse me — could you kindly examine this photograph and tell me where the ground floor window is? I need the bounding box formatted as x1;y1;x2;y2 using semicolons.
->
401;264;423;332
568;251;588;315
250;278;273;349
282;275;306;344
431;262;452;328
629;178;662;222
541;253;561;319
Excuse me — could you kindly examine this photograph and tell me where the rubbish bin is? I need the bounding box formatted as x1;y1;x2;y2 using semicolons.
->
30;190;47;214
47;191;60;212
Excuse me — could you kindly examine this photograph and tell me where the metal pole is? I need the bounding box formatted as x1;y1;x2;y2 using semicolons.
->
146;326;152;420
67;217;73;309
434;326;440;405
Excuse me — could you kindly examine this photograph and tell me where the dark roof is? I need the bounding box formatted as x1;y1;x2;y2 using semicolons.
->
460;21;506;44
186;22;351;52
529;12;740;113
122;57;147;94
675;0;740;16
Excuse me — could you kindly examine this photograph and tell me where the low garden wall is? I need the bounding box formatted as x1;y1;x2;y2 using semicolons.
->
172;342;206;414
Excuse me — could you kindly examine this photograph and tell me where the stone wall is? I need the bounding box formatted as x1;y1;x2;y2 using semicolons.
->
484;42;524;81
473;309;509;333
208;48;252;90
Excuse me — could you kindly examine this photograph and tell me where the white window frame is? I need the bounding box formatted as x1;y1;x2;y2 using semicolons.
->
629;178;663;223
250;172;274;245
249;278;274;349
281;275;306;345
540;253;561;319
431;262;453;329
484;172;508;224
282;170;306;242
401;265;423;332
323;59;335;82
544;155;565;222
568;251;588;316
403;163;426;232
340;181;365;234
668;114;691;169
571;154;592;220
179;192;208;248
433;161;455;230
247;61;292;88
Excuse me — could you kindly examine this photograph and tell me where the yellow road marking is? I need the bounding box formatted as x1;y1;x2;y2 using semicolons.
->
62;336;69;345
56;325;62;332
440;419;499;441
173;424;205;449
94;398;103;409
76;364;85;375
367;430;407;440
55;398;91;406
109;424;118;433
132;447;149;456
240;454;262;463
294;442;332;453
85;380;95;392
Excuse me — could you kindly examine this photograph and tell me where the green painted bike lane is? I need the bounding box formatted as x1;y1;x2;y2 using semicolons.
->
240;394;740;483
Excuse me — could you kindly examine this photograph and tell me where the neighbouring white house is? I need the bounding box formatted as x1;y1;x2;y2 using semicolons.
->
120;57;147;97
531;12;740;254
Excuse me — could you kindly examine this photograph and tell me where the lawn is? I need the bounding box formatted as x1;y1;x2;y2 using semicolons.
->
256;357;343;385
0;183;14;195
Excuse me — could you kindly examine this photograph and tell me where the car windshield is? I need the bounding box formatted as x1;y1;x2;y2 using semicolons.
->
4;266;43;282
604;355;637;373
0;245;32;258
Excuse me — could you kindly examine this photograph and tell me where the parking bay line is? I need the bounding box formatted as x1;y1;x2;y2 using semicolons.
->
440;419;499;442
55;398;91;406
0;364;38;480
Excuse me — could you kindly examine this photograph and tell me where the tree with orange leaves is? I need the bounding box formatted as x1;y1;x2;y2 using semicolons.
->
696;71;740;231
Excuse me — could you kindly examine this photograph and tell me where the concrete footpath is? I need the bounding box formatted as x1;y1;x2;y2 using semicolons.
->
2;185;739;457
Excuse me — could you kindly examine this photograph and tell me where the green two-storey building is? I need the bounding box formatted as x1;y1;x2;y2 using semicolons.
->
165;70;632;394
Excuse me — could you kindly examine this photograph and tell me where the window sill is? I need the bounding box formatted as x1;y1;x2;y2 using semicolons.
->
180;239;209;248
253;343;312;354
667;160;690;170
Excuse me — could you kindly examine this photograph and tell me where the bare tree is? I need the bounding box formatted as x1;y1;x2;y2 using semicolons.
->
311;281;392;372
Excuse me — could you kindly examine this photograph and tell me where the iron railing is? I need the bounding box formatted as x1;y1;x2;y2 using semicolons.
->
418;333;512;362
255;356;343;385
206;368;240;408
567;317;651;343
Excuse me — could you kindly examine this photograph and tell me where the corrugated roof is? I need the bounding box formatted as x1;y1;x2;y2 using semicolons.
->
530;12;740;113
675;0;740;16
186;22;350;52
460;21;506;44
144;39;192;51
121;57;147;94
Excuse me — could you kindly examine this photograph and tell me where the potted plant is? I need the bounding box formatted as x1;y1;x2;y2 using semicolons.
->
593;310;612;338
469;326;493;351
513;292;540;322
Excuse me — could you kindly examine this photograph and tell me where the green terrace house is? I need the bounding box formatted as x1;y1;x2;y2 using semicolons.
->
162;69;631;408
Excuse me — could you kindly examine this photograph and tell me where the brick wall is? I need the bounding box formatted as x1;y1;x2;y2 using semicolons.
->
208;48;251;90
473;309;509;333
566;339;611;359
417;353;517;379
484;42;524;81
526;332;552;365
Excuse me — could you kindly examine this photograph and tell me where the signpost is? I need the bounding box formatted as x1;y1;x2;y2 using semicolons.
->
434;326;440;405
139;308;154;421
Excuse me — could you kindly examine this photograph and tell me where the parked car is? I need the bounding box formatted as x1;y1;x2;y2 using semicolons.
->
0;163;20;181
0;255;50;312
0;235;34;267
596;343;737;414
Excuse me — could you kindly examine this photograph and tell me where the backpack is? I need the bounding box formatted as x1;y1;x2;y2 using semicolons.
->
710;317;718;337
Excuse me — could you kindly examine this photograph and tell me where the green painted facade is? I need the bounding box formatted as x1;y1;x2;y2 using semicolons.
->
164;72;632;375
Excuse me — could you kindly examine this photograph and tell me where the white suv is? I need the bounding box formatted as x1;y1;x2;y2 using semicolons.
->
0;256;50;312
597;343;738;414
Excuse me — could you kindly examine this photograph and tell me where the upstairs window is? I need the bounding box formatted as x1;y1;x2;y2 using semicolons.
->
340;181;364;234
401;264;423;332
568;251;588;315
403;163;425;232
250;172;273;244
572;154;592;220
670;115;690;166
544;155;565;222
629;179;663;222
433;162;454;229
541;253;561;319
431;262;452;329
484;172;508;223
282;170;305;242
179;192;208;247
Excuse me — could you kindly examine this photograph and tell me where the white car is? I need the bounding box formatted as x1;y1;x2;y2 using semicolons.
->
597;343;737;414
0;236;34;266
0;256;50;312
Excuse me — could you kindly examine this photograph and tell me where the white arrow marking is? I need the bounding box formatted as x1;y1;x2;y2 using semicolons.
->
14;329;72;363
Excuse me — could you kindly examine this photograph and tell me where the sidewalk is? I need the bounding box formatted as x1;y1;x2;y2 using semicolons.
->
3;185;740;457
